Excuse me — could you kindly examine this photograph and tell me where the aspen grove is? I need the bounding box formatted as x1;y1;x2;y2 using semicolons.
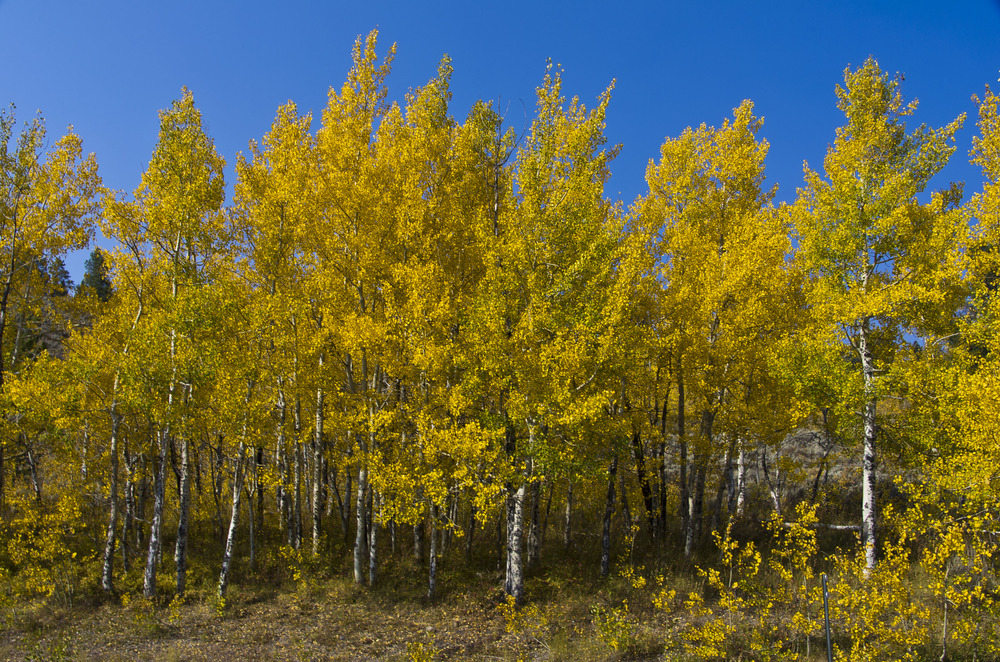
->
4;31;1000;659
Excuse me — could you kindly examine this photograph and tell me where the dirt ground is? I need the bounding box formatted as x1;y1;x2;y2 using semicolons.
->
0;567;662;661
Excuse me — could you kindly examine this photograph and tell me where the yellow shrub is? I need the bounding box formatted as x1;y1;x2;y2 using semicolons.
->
1;492;94;606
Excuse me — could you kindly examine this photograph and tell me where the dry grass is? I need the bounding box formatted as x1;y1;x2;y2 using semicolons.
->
0;556;671;661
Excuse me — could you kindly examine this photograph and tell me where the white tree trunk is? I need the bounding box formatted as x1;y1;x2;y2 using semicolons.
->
761;445;782;515
100;408;121;592
353;465;368;584
217;440;246;599
143;426;167;598
735;444;746;516
677;368;690;556
504;482;527;603
312;366;324;557
174;433;191;596
526;480;540;568
292;389;303;550
368;490;379;586
858;318;878;573
276;380;290;542
122;439;136;572
427;503;438;600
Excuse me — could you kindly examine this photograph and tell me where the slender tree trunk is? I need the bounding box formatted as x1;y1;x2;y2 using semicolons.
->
728;438;745;517
248;478;257;570
168;434;182;501
858;319;878;572
210;442;226;544
735;444;746;516
711;433;737;534
563;481;573;551
505;481;527;603
136;452;148;550
631;431;655;537
323;456;332;518
276;381;289;538
686;410;712;554
218;440;246;600
353;465;368;584
526;480;541;568
678;367;689;556
541;482;553;549
251;447;264;568
81;426;89;480
414;518;424;565
343;462;353;546
411;448;422;565
761;445;782;515
811;412;833;504
331;464;348;542
293;391;303;550
656;381;671;537
368;490;379;586
440;497;449;557
465;501;476;563
443;491;458;555
312;367;325;557
174;434;191;596
157;272;180;597
101;409;122;592
620;466;632;536
428;503;438;600
691;462;706;547
122;437;135;572
25;442;41;501
658;441;667;538
143;426;168;598
601;456;618;578
255;447;264;547
194;443;203;504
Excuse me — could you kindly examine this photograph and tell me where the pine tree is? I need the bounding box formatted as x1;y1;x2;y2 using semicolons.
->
78;248;112;302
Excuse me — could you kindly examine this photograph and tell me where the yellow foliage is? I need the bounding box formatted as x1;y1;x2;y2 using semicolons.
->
0;493;93;606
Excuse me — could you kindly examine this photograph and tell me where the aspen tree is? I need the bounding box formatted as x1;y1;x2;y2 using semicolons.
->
965;82;1000;369
312;29;398;580
793;58;964;571
106;89;225;597
638;101;787;554
233;101;314;548
469;64;622;601
919;84;1000;506
212;271;272;600
369;58;478;595
79;294;144;592
0;108;100;512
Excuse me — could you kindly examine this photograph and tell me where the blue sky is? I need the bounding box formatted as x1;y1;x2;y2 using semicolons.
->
2;0;999;279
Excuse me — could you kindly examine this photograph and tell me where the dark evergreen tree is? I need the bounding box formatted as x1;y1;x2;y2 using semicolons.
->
46;257;72;298
78;248;113;302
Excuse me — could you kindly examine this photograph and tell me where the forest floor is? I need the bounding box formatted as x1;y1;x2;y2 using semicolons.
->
0;552;679;661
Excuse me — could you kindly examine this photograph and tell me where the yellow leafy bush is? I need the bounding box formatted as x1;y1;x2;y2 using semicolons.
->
663;506;824;661
0;492;94;606
592;599;636;652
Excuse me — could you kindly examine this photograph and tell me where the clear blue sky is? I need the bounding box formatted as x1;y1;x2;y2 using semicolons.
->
2;0;998;280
